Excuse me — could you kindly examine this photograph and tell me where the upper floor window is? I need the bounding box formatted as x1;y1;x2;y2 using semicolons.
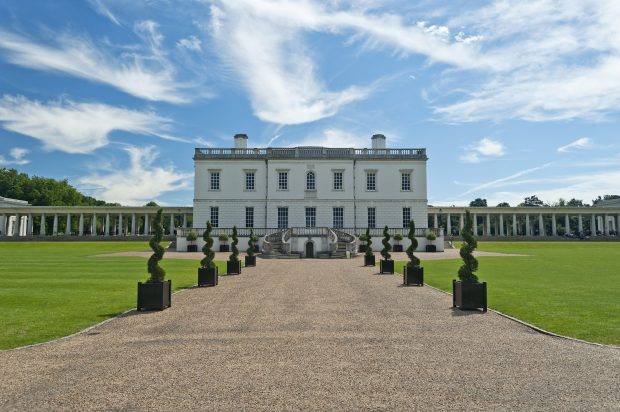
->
333;171;343;190
245;171;255;191
366;171;376;191
333;207;344;228
402;207;411;228
306;171;316;191
305;207;316;228
368;207;376;228
278;171;288;190
209;171;220;191
210;207;219;228
401;172;411;191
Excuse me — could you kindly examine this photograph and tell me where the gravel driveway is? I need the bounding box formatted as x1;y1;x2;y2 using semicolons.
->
1;257;618;411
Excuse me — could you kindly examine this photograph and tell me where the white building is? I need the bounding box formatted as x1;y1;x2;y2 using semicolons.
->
185;134;438;256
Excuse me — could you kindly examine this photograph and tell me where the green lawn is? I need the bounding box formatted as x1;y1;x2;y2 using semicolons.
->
0;242;226;350
395;242;620;345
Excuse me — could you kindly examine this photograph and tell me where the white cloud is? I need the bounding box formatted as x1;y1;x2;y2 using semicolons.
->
295;128;366;148
0;147;30;166
558;137;594;152
0;95;173;154
0;28;188;103
177;36;202;51
78;145;192;205
87;0;121;26
460;137;505;163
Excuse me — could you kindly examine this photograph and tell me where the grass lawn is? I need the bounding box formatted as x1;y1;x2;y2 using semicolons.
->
0;242;227;350
395;242;620;345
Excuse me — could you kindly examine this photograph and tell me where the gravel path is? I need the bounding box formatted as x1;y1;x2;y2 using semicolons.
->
1;257;618;411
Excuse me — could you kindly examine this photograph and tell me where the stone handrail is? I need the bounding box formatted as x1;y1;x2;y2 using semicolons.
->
194;147;427;160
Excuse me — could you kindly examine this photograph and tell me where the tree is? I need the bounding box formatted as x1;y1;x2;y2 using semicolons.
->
364;228;373;256
147;209;166;283
458;210;479;283
247;229;256;257
144;201;159;206
593;195;620;205
567;198;587;207
229;226;239;263
200;221;215;269
519;195;544;207
406;220;420;268
381;225;392;260
496;202;510;207
469;198;487;207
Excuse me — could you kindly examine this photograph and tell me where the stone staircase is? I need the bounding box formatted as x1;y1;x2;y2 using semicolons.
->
261;228;357;259
260;230;301;259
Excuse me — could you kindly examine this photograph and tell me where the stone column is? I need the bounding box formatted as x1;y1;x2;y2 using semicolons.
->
578;214;583;234
13;214;21;236
65;213;72;235
486;213;491;236
433;214;438;229
28;214;34;236
79;213;84;236
459;213;464;232
551;213;557;236
446;213;451;236
0;214;5;236
144;214;150;235
512;213;517;236
124;215;128;236
499;214;504;236
92;213;97;236
591;214;597;236
182;214;187;228
118;214;123;236
604;215;610;236
105;214;110;237
53;214;58;236
538;214;544;236
565;214;570;235
473;213;478;235
169;213;174;235
40;214;46;236
131;214;136;235
525;214;530;236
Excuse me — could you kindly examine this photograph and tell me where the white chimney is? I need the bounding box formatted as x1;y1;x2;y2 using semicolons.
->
371;134;386;149
234;133;248;149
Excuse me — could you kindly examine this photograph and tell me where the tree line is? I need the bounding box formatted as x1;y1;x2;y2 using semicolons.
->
468;194;620;208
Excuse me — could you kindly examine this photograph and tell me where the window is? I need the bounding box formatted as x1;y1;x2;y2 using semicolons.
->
403;207;411;228
210;171;220;191
278;171;288;190
306;171;316;190
333;207;344;228
401;172;411;191
368;207;376;228
333;171;343;190
305;207;316;228
210;207;219;228
366;172;376;191
245;172;255;191
245;207;254;228
277;207;288;229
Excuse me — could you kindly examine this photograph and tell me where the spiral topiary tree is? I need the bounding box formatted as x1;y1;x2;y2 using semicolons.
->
229;225;239;263
147;209;166;283
364;228;373;256
406;220;420;268
381;225;392;260
458;210;479;283
201;221;215;269
247;229;255;257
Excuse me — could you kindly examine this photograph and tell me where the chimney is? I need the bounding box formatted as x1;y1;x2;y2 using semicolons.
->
234;133;248;149
371;134;386;149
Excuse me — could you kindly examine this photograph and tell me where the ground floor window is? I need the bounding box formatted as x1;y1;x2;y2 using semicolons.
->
210;207;219;228
368;207;376;228
277;207;288;229
245;207;254;228
305;207;316;228
333;207;344;228
403;207;411;228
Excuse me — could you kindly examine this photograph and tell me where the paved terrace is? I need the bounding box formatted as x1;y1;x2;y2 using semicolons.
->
1;258;618;411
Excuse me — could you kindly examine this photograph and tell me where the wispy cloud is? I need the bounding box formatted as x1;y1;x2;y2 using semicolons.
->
558;137;593;152
458;162;553;197
87;0;121;26
0;95;173;154
294;128;366;148
177;36;202;51
460;137;505;163
78;145;192;205
0;147;30;166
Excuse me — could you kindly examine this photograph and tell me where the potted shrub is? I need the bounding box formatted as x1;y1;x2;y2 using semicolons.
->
393;232;403;252
245;229;257;267
219;232;230;252
379;225;394;274
198;221;218;287
252;233;260;253
186;230;198;252
403;220;423;286
227;225;242;274
453;210;487;312
137;209;171;311
425;231;437;252
358;233;367;253
363;228;375;266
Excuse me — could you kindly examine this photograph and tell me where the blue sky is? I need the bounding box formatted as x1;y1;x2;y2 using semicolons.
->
0;0;618;206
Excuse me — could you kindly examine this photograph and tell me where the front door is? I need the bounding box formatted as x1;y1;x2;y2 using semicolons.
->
305;241;314;258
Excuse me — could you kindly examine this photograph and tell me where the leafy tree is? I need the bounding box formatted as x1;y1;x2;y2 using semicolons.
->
469;198;487;207
144;201;159;206
458;210;479;283
247;229;256;257
405;220;420;268
381;225;392;260
593;195;620;205
364;228;373;256
496;202;510;207
519;195;545;207
567;198;587;207
147;209;166;283
200;221;215;269
229;226;239;263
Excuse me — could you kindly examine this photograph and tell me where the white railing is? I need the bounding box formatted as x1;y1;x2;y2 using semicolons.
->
194;147;427;160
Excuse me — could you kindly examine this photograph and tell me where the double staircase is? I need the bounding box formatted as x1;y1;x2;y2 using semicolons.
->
261;227;357;259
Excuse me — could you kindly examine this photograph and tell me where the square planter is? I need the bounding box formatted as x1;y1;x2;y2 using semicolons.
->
425;245;437;253
364;254;375;266
404;266;424;286
198;267;218;287
187;244;198;252
137;280;171;311
393;245;403;252
453;280;487;312
219;244;230;252
245;255;256;267
227;260;242;275
380;259;394;274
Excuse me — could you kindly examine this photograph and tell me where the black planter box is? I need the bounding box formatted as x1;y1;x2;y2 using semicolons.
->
404;266;424;286
425;245;437;252
219;244;230;252
393;245;403;252
453;280;487;312
198;267;218;287
227;260;242;275
364;254;375;266
137;280;171;311
380;259;394;274
245;255;256;267
358;244;366;252
187;244;198;252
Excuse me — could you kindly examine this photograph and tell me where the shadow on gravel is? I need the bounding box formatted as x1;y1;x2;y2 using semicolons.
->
450;308;486;316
